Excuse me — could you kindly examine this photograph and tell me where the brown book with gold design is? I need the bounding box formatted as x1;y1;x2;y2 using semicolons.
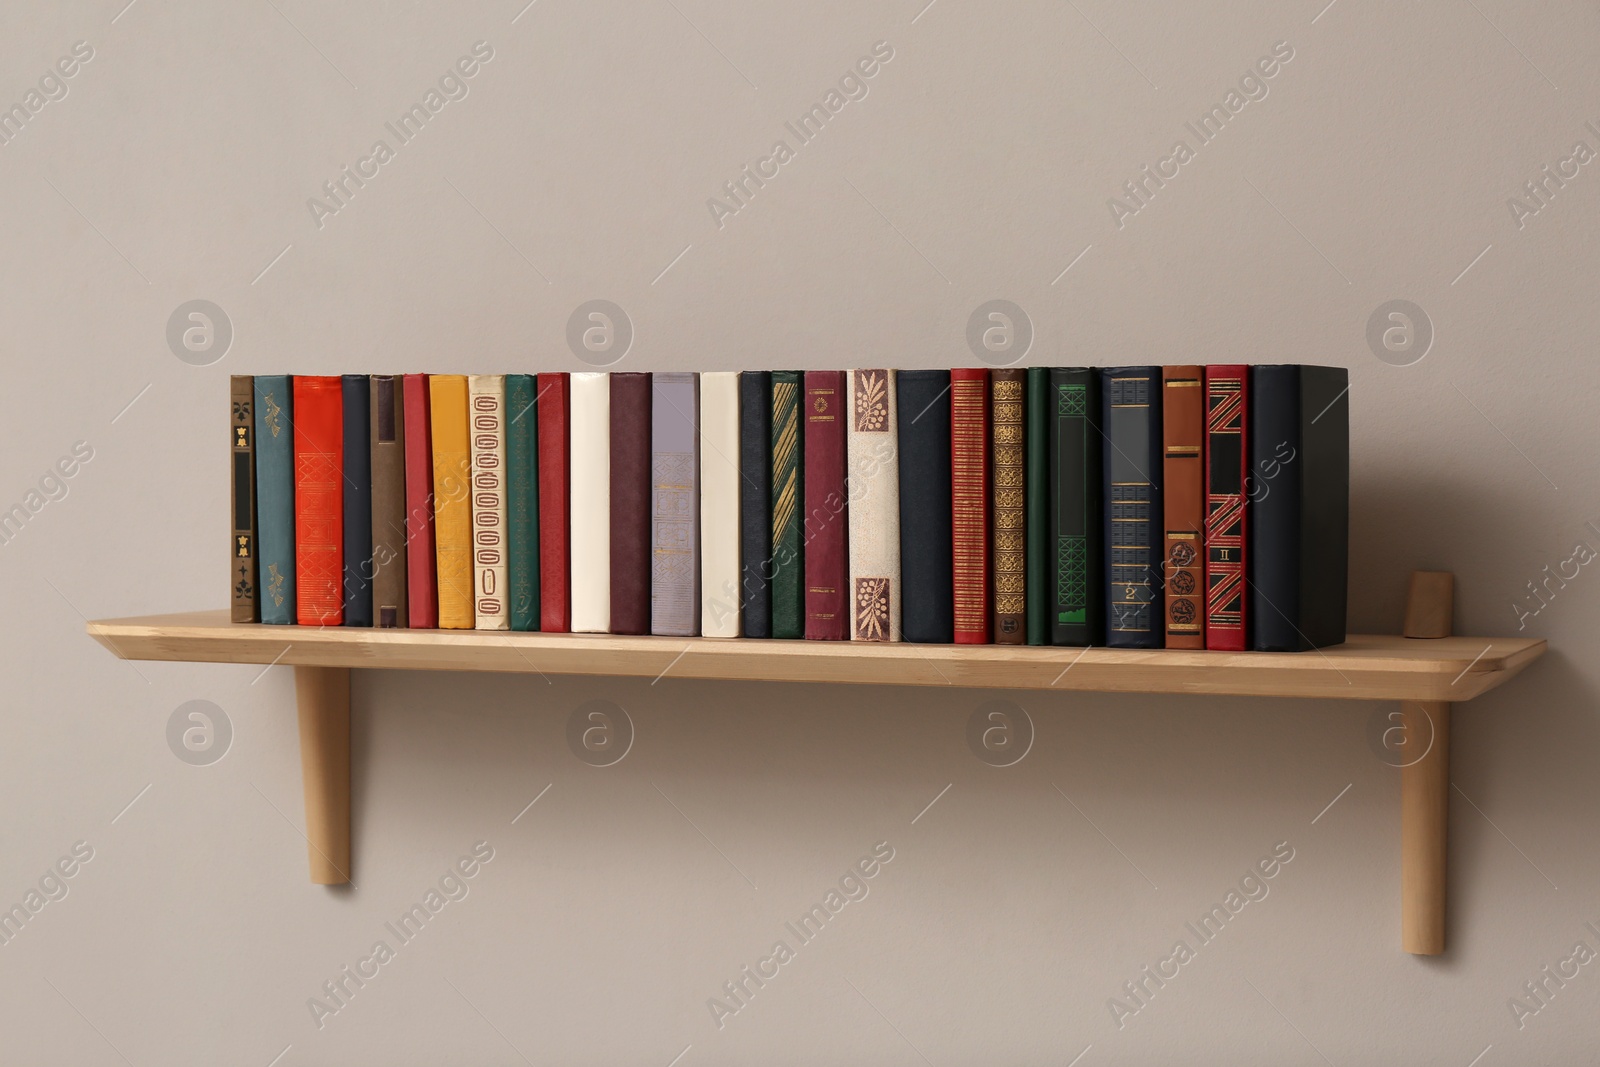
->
990;368;1025;643
230;375;258;622
1162;366;1205;649
369;375;408;628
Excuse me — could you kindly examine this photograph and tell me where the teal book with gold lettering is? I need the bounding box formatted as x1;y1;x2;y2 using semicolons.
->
254;375;296;624
507;373;540;631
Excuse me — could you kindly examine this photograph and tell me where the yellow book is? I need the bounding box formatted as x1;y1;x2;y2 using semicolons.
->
430;375;474;629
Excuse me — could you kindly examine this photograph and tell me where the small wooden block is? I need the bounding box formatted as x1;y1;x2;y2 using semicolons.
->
1404;572;1455;640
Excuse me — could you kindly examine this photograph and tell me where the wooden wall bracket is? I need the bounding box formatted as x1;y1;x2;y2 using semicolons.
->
1400;571;1455;955
294;665;352;886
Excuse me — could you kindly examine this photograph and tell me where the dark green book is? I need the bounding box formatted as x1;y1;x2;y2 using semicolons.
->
1025;367;1049;645
507;374;540;631
770;371;804;638
1049;369;1104;646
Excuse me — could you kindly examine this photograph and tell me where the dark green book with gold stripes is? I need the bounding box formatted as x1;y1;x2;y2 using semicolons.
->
506;373;540;631
1049;368;1103;646
1025;367;1049;645
770;371;804;638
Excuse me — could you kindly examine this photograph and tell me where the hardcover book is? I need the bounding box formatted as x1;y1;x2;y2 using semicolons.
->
738;371;773;639
505;374;540;631
569;372;610;633
803;370;848;640
847;369;900;642
1102;367;1162;649
293;376;344;626
1204;365;1248;651
468;375;508;630
342;375;373;626
950;368;991;644
254;375;295;624
402;374;437;629
652;372;699;636
537;372;571;632
609;372;652;635
896;370;953;643
990;368;1026;644
370;375;408;628
1161;366;1205;649
430;374;474;630
1024;366;1049;646
1048;369;1103;646
230;375;257;622
1249;365;1349;651
701;372;742;638
769;371;804;639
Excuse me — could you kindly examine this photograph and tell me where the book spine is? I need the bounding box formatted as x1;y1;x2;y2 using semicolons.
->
293;376;344;625
738;371;773;639
1204;365;1248;651
430;374;474;630
769;371;804;639
505;374;540;631
341;376;372;626
469;375;508;630
1161;366;1205;649
846;369;900;642
1024;366;1049;645
537;372;571;632
651;373;700;636
895;370;953;643
990;368;1026;644
230;375;258;622
950;368;990;644
803;370;848;640
1103;367;1162;649
1296;366;1348;650
701;372;743;638
569;372;611;633
370;375;408;628
402;374;437;629
1048;369;1102;646
254;375;296;624
608;372;652;635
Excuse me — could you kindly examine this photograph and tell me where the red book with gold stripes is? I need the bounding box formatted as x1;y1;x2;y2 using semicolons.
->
951;368;990;643
1204;365;1248;650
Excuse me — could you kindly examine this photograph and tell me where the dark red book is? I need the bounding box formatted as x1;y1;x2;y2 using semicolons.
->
951;368;991;643
537;372;571;632
609;372;652;634
1204;365;1248;651
402;374;437;628
803;370;848;640
293;376;344;625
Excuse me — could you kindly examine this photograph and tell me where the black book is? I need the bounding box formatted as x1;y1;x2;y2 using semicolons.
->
739;371;773;639
1048;369;1104;646
341;374;373;627
897;370;954;643
1101;367;1163;649
1249;365;1349;651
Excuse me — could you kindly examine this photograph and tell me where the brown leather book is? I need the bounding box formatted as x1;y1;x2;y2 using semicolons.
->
990;368;1026;643
1162;366;1205;648
369;376;408;628
230;375;258;622
609;372;652;634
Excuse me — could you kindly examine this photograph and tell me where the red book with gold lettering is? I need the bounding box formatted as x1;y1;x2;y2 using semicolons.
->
537;372;571;632
293;376;344;625
402;373;437;628
951;368;991;643
1204;365;1248;650
803;370;848;640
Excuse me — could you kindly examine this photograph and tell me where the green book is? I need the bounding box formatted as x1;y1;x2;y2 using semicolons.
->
1049;368;1103;646
1025;367;1049;645
770;371;804;639
506;374;540;631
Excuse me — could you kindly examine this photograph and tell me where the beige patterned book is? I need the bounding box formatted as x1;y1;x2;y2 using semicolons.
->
699;372;742;637
468;375;508;630
846;369;901;641
569;372;611;633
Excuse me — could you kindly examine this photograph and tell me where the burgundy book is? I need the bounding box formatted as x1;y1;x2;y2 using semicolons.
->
402;374;437;628
951;368;991;643
609;372;652;634
1204;365;1248;651
803;370;848;640
537;372;571;632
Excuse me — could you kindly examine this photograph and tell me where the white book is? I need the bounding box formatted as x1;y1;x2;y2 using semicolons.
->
569;371;611;633
847;369;901;641
699;372;741;638
468;375;509;630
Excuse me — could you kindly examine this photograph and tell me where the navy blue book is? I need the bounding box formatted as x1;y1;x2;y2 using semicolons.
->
739;371;773;638
1101;367;1163;648
342;374;373;626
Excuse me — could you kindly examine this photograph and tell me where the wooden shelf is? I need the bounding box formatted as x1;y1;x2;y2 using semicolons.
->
87;610;1542;703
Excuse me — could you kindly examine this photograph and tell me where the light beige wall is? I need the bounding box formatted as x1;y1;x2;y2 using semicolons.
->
2;1;1596;1063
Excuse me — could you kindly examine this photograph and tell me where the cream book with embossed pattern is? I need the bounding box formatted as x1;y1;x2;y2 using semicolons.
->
847;369;901;641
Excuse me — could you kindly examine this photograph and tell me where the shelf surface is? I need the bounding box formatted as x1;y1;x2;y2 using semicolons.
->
87;611;1545;702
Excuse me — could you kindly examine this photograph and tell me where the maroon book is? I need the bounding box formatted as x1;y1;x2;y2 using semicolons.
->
803;370;849;640
537;373;570;632
402;373;436;628
609;372;652;635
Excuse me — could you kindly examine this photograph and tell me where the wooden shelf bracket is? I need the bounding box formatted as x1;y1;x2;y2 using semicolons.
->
294;665;352;886
1400;570;1455;955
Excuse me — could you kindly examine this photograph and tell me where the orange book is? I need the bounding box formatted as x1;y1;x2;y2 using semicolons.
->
430;375;474;629
293;376;344;625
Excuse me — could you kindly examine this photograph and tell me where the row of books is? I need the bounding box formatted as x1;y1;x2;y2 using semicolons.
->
228;365;1348;651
